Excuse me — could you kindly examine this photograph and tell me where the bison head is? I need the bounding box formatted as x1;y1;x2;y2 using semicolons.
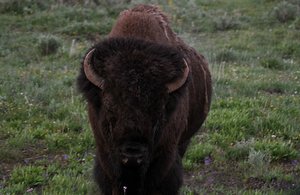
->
78;37;189;187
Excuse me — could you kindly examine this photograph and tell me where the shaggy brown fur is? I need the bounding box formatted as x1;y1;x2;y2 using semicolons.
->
77;4;212;195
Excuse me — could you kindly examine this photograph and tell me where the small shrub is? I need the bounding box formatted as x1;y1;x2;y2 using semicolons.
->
293;17;300;29
260;58;285;70
58;20;113;36
273;1;298;23
287;0;300;7
38;35;61;56
9;165;46;187
56;0;93;6
43;171;96;194
264;169;293;182
46;133;73;151
0;0;48;15
180;186;194;195
185;143;214;163
0;147;23;162
182;159;194;170
247;149;271;178
1;183;26;194
226;147;249;161
213;13;240;31
258;83;285;95
226;139;255;161
32;127;47;139
170;5;214;33
254;140;299;161
215;49;238;63
277;42;300;58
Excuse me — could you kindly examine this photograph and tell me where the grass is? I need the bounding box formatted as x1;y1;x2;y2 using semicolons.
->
0;0;300;194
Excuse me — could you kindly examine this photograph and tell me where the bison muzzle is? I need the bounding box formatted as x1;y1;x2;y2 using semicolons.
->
77;4;212;195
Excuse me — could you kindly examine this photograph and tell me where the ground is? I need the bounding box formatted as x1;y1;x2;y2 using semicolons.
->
0;0;300;194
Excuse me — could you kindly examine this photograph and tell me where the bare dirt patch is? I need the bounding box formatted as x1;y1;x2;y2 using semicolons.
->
183;160;300;193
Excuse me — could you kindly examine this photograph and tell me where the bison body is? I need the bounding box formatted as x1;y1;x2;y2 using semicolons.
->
77;4;212;195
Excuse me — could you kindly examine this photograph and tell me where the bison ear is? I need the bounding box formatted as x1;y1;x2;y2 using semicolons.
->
166;59;189;93
83;49;105;89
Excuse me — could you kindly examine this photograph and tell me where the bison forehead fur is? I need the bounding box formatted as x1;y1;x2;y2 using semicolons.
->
77;4;212;195
93;37;186;94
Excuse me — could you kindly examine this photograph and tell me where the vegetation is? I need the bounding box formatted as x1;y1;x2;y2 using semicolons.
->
0;0;299;194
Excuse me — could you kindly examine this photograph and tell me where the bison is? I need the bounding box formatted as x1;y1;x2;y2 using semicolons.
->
77;4;212;195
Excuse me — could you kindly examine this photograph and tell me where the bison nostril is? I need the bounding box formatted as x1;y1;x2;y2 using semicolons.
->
122;158;129;164
120;143;147;165
137;159;143;164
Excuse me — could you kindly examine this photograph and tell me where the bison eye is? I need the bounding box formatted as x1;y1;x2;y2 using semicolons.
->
102;117;117;137
110;117;117;129
102;120;111;137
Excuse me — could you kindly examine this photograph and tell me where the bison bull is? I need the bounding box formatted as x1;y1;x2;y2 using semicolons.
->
77;4;212;195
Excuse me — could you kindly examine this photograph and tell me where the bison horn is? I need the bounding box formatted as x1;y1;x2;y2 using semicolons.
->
166;59;190;93
83;49;104;89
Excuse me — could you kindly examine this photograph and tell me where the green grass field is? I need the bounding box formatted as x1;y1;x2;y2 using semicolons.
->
0;0;300;194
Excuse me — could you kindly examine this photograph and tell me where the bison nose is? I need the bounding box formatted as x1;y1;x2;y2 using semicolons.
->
120;144;147;166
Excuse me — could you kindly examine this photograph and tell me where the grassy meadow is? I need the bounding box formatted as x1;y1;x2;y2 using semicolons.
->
0;0;300;194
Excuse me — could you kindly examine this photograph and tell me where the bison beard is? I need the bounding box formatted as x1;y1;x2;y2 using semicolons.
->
77;4;212;195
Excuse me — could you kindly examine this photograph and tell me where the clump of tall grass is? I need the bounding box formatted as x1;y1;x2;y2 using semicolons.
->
273;1;298;23
254;140;299;162
213;13;241;31
287;0;300;7
170;3;214;33
6;165;46;194
260;58;286;70
292;17;300;29
0;0;48;15
215;49;238;63
38;35;61;56
247;149;271;178
185;143;215;164
226;139;255;161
